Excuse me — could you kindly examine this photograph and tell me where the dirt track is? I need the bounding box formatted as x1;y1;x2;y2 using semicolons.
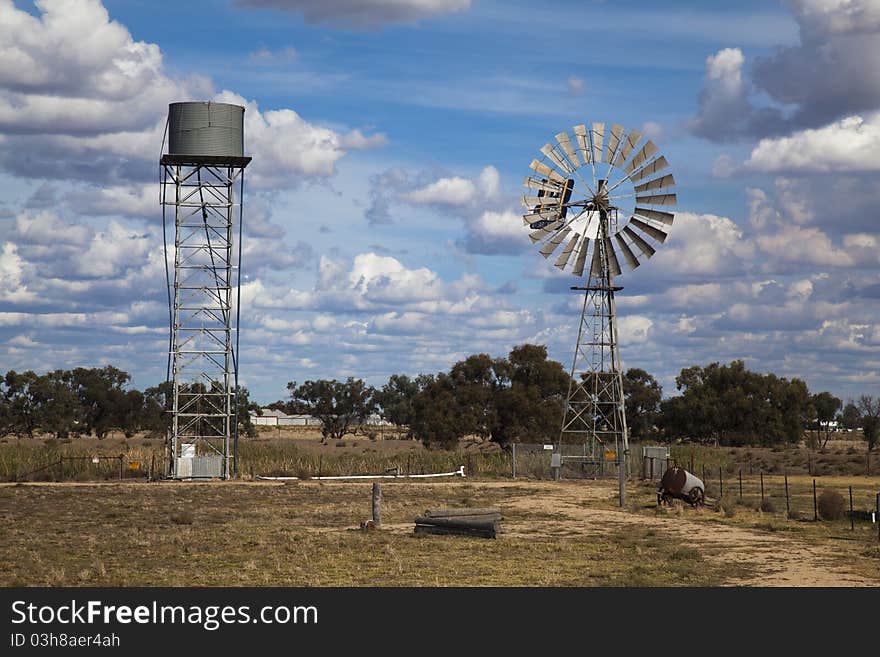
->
495;480;876;587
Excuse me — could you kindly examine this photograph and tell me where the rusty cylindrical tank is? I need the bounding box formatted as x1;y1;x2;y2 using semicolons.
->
659;466;705;505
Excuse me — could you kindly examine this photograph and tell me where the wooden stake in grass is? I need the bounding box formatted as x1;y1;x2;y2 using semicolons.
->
371;482;381;528
813;479;818;522
784;471;790;516
760;472;764;504
849;486;854;531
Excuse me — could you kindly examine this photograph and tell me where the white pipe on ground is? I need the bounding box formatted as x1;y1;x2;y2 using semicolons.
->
256;465;466;481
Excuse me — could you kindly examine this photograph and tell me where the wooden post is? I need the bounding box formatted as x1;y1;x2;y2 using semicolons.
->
738;469;743;501
511;442;516;479
813;479;818;521
719;467;723;499
58;456;63;481
784;471;790;516
760;472;764;504
118;455;123;481
371;482;381;528
849;486;854;531
150;453;155;481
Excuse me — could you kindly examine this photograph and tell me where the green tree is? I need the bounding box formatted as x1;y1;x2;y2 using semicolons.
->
1;370;41;438
374;374;421;432
287;378;376;442
623;368;662;441
857;395;880;452
812;391;842;448
491;344;568;445
839;402;860;432
409;374;463;449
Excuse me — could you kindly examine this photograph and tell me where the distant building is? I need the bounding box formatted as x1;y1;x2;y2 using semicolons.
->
250;408;322;427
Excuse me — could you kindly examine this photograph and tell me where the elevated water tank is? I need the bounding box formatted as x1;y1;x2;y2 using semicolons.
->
167;101;244;158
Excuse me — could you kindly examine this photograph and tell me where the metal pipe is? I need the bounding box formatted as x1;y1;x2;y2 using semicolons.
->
256;465;467;481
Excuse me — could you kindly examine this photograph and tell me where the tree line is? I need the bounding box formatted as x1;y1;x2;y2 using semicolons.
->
2;347;878;451
0;366;255;440
268;346;879;451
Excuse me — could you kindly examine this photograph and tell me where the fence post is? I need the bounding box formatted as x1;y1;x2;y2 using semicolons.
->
118;455;123;481
813;479;818;521
371;482;382;528
784;471;790;517
58;456;63;481
760;472;764;505
511;443;517;479
738;470;743;501
849;486;854;531
719;467;723;499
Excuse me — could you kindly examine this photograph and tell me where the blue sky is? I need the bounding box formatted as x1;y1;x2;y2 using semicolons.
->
1;0;879;405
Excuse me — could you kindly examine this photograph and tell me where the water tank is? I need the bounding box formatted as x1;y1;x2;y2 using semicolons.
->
167;101;244;158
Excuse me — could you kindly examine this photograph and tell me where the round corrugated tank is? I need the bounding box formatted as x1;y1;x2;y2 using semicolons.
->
167;101;244;157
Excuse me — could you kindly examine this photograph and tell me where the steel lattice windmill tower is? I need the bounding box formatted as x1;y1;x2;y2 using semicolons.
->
160;102;251;480
522;122;676;505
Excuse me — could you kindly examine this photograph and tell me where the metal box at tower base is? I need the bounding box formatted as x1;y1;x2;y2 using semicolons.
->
174;456;224;479
167;101;244;158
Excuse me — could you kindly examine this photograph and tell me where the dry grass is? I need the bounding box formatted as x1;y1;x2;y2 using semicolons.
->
1;477;878;587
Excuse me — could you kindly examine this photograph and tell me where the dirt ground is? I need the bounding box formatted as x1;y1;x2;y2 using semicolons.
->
491;481;877;587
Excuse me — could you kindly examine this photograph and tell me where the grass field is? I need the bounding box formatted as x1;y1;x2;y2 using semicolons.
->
1;432;878;587
1;476;878;587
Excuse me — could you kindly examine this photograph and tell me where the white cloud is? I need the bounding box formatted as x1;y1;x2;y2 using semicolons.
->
233;0;471;29
745;114;880;173
0;242;37;303
406;165;500;207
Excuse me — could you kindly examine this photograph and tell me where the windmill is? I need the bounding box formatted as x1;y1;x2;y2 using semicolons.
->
522;122;676;505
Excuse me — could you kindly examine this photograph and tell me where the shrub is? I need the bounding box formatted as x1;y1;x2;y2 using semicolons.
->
170;510;194;525
760;499;776;513
817;489;846;520
787;509;802;520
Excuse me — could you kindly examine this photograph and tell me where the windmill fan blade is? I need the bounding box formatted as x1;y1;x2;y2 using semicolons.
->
635;193;676;206
605;124;623;164
630;217;668;243
523;210;559;226
541;144;574;174
572;124;592;164
629;156;669;184
612;129;642;168
604;236;622;276
555;232;580;269
530;158;566;182
589;239;603;278
592;122;605;166
524;176;565;193
614;233;640;270
522;194;562;208
634;174;675;193
529;221;563;243
623;225;656;258
555;132;581;169
624;141;658;174
539;227;571;258
572;236;590;276
634;207;675;225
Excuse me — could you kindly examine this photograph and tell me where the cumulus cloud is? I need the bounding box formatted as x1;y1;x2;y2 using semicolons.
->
233;0;471;29
691;1;880;141
405;166;501;207
0;2;382;189
688;47;781;140
457;209;529;255
744;114;880;173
